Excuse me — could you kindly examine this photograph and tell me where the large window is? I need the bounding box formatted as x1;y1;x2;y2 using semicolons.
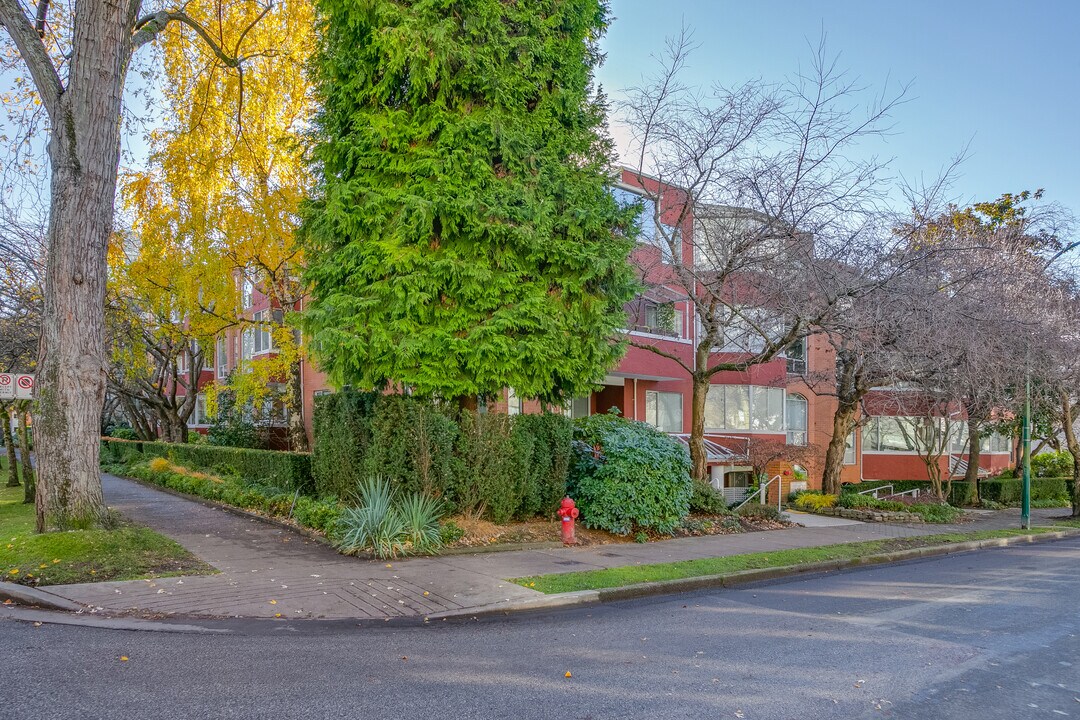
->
785;393;807;445
862;416;951;452
704;385;784;431
645;391;683;433
844;431;856;464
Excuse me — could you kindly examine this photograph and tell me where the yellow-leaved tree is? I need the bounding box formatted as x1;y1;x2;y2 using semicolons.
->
117;0;315;449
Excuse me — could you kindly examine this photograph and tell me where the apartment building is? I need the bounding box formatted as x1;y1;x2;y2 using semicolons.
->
185;168;1015;490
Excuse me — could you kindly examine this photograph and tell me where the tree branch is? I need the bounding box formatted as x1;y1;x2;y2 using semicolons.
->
0;0;64;119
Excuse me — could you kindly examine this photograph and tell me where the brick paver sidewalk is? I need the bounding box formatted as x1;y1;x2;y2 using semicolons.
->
41;474;1059;620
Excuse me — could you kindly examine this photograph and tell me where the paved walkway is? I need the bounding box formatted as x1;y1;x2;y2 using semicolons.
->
42;474;1064;620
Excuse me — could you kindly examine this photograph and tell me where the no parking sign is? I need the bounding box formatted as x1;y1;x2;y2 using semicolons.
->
15;374;34;400
0;373;13;400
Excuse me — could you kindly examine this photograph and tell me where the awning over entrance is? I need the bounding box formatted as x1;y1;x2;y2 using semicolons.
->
671;433;749;463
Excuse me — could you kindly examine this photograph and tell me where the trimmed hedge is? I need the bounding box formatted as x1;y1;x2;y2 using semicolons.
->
310;390;573;521
850;477;1070;507
101;438;314;494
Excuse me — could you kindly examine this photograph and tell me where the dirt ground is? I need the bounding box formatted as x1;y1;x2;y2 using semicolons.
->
446;513;793;549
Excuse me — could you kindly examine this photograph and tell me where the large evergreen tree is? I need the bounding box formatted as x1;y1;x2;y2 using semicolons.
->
302;0;637;403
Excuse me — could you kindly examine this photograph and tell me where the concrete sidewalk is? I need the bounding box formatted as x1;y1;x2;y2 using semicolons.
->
41;474;1059;620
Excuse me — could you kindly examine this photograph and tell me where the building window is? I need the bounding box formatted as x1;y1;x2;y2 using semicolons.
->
253;310;274;354
565;396;590;420
507;388;523;416
612;186;680;264
241;277;254;309
785;393;807;445
785;337;807;375
844;431;856;464
862;416;945;453
190;394;212;426
645;391;683;433
752;386;785;431
216;336;228;378
718;310;784;353
703;385;784;432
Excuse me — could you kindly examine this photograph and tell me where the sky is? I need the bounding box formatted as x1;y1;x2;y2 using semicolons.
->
594;0;1080;216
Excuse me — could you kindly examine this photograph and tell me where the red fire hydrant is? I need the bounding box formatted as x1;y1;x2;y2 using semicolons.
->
559;497;580;545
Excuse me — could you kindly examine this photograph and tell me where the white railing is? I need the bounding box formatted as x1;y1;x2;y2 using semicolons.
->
732;474;783;513
857;484;921;499
721;487;752;504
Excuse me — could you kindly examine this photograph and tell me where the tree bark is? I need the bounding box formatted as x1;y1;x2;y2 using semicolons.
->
822;398;858;495
964;419;981;486
689;372;708;483
30;0;138;531
1061;394;1080;517
18;403;34;504
3;405;20;487
286;359;309;452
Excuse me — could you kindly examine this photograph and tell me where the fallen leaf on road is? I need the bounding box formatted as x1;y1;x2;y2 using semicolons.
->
565;671;572;678
269;600;278;605
735;711;745;718
423;591;429;596
33;622;41;627
401;656;407;662
120;656;129;662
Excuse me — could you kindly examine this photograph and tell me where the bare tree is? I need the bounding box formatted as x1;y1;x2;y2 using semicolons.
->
620;31;913;482
0;0;272;529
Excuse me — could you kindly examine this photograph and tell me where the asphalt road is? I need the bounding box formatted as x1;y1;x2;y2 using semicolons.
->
5;537;1080;720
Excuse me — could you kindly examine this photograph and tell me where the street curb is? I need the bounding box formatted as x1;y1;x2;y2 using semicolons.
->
425;590;601;621
0;581;88;613
452;528;1080;618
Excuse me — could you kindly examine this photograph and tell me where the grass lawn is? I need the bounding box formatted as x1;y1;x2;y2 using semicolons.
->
0;483;214;587
512;527;1069;594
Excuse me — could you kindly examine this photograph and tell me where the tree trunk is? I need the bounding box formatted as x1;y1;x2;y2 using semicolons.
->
287;359;309;452
821;398;858;495
689;373;708;483
18;403;34;504
1061;394;1080;517
33;1;135;531
3;405;20;487
964;420;981;492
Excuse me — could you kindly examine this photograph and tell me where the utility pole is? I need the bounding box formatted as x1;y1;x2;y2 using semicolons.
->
1021;369;1031;530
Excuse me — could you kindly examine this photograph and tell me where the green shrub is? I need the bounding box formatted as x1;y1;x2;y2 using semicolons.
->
838;493;906;512
513;412;573;518
979;477;1068;505
690;481;731;515
1031;451;1072;479
311;390;379;499
100;438;314;494
906;502;962;523
126;458;341;534
365;395;458;499
737;503;783;522
568;414;691;536
332;477;445;559
452;411;524;523
793;492;838;511
109;427;138;440
438;520;466;545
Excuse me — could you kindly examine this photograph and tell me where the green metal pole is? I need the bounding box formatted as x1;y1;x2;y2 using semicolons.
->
1021;370;1031;530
